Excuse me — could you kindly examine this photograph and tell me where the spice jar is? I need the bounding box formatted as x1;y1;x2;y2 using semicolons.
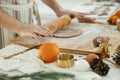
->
117;18;120;31
98;42;112;58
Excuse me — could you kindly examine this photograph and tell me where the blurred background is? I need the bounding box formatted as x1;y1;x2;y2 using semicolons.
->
37;0;120;24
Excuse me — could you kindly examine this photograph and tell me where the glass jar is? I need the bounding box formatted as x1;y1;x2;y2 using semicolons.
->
117;18;120;31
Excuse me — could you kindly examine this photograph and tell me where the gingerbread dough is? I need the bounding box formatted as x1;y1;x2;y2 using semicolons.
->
53;29;82;38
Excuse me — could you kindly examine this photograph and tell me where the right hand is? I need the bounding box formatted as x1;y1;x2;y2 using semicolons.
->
17;25;53;40
77;17;96;23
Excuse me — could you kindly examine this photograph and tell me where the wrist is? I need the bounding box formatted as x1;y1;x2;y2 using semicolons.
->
54;7;63;17
13;23;26;35
55;8;65;17
55;8;71;17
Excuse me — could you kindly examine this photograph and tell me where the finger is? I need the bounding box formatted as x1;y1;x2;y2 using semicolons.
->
77;13;85;18
37;28;52;37
31;32;42;40
34;28;49;37
79;13;85;17
36;26;53;36
79;12;85;15
20;31;41;40
41;27;53;36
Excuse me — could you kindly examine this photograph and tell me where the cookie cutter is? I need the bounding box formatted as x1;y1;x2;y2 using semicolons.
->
57;54;74;68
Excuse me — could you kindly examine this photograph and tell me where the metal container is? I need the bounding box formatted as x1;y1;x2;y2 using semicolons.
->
57;54;74;68
117;18;120;31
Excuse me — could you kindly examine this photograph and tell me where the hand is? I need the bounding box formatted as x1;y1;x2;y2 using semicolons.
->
56;8;85;19
77;17;96;23
17;25;53;40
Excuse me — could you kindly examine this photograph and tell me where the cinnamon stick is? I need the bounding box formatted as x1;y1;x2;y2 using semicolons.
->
60;48;104;58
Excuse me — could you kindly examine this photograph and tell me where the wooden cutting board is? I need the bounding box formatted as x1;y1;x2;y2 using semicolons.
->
8;36;50;48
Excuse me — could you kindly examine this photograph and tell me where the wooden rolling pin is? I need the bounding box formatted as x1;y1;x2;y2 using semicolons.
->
43;15;72;33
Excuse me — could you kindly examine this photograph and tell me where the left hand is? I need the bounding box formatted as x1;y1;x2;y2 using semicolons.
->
56;8;96;23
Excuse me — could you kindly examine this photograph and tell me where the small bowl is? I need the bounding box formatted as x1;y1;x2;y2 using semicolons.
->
57;54;74;68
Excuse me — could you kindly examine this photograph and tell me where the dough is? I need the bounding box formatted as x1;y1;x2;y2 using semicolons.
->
53;29;82;38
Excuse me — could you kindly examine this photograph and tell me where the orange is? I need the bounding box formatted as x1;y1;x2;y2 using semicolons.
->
115;10;120;18
108;15;115;22
111;16;119;25
38;42;60;63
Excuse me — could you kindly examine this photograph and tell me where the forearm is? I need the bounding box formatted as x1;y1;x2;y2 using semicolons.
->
0;8;24;34
41;0;63;16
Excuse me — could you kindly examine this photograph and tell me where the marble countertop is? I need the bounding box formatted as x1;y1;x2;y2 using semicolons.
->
0;1;120;80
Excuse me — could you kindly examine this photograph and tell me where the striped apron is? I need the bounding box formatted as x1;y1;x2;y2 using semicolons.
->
0;0;41;48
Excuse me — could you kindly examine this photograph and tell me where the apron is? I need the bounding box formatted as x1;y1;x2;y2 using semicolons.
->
0;0;41;48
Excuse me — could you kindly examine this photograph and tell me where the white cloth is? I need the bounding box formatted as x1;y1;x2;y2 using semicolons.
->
44;62;102;80
0;44;45;73
0;44;120;80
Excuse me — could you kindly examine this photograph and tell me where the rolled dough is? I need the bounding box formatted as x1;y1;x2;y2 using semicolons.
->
53;29;82;38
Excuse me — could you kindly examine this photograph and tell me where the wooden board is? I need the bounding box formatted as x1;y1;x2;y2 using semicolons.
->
8;36;50;47
9;23;120;55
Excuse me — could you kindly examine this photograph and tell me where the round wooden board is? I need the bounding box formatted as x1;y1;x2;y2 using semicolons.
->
53;29;83;38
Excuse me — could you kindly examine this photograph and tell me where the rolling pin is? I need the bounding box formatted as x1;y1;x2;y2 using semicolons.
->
43;15;72;33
